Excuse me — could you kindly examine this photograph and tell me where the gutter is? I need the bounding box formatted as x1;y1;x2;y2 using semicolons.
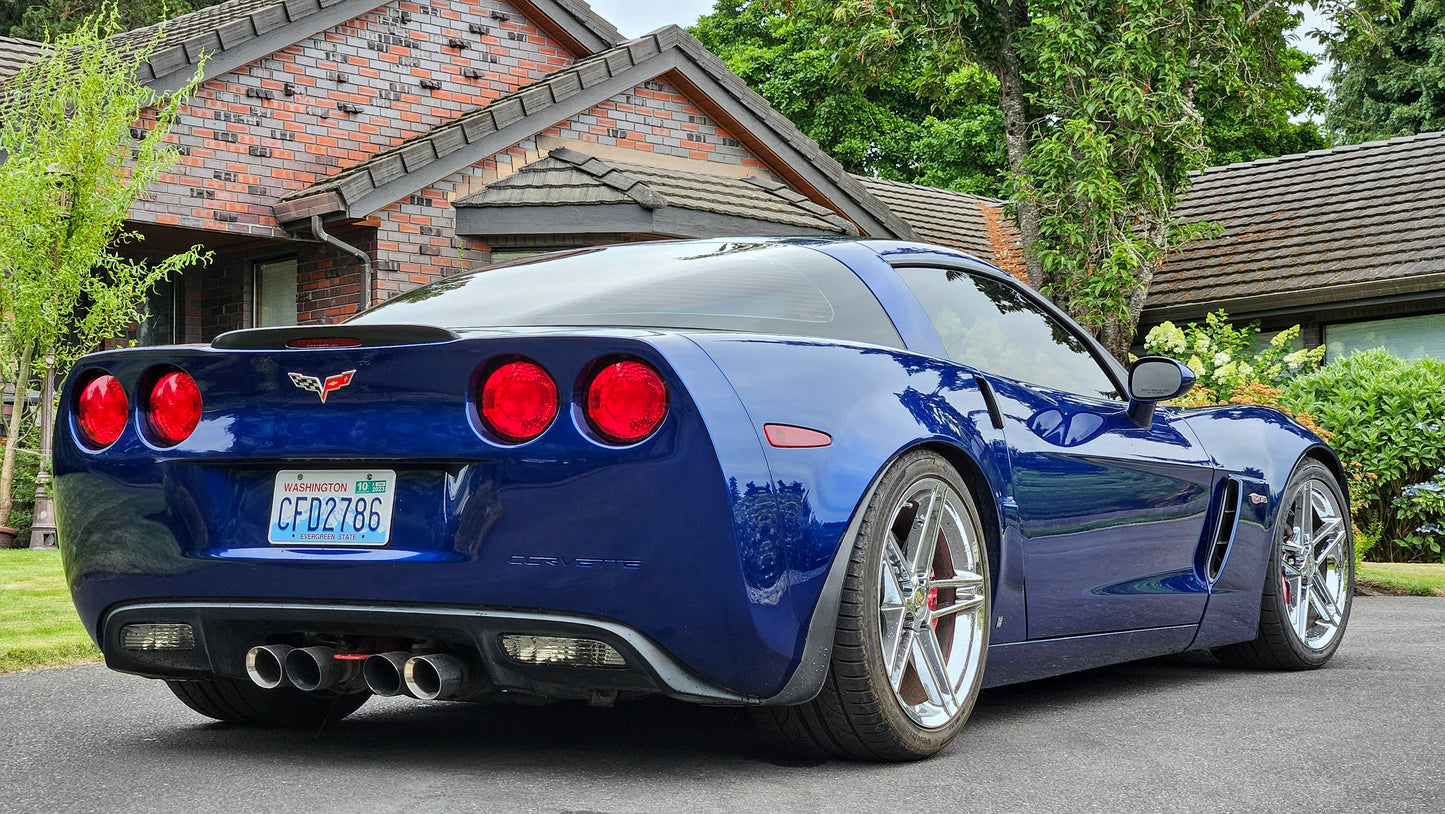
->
310;215;372;311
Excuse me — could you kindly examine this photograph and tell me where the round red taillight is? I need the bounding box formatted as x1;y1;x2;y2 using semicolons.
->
585;360;667;444
146;370;202;446
480;360;558;443
76;374;128;448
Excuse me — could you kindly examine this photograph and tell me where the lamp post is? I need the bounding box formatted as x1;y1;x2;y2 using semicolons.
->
28;355;57;549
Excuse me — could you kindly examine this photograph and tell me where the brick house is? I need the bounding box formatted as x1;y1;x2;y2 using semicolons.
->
0;0;932;344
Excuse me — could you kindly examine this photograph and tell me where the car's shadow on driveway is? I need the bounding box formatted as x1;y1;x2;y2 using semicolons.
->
142;651;1238;769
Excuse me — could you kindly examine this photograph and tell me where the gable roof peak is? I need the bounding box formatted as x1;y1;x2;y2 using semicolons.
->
455;147;858;235
277;26;915;239
102;0;622;92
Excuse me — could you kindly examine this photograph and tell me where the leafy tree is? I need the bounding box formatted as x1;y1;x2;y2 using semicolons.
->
5;0;220;39
694;1;1326;192
0;7;209;528
692;2;1009;195
1326;0;1445;143
779;1;1378;360
1198;25;1329;165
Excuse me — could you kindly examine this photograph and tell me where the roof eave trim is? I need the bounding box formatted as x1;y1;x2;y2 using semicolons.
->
510;0;622;54
141;0;619;94
1140;271;1445;324
143;0;391;94
454;200;849;238
335;47;679;221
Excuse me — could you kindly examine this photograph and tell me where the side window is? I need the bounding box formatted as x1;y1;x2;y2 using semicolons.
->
896;267;1122;401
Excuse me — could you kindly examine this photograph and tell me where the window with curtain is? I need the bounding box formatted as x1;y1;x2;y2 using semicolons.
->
255;258;299;327
1325;313;1445;361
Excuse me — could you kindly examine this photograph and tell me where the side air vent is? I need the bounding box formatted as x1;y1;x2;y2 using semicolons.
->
211;324;459;350
1207;479;1242;582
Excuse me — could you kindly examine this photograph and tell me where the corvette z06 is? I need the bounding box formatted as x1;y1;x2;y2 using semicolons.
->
54;238;1353;760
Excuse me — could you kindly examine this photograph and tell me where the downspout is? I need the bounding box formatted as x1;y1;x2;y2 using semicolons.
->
310;215;372;310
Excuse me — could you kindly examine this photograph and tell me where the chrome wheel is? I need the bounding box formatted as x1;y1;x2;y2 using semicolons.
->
1279;476;1350;651
877;477;988;729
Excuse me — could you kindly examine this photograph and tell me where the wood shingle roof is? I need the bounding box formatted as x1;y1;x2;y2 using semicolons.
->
0;36;47;81
455;147;857;234
1145;130;1445;320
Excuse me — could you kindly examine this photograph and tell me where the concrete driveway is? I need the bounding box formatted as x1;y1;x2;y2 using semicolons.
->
1;596;1440;814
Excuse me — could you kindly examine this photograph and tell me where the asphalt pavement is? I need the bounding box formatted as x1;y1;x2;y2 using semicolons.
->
2;596;1441;814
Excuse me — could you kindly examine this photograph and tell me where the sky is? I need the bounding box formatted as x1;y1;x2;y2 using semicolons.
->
585;1;717;37
584;1;1334;92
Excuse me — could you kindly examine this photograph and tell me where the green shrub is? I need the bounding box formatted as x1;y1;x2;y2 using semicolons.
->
1280;350;1445;563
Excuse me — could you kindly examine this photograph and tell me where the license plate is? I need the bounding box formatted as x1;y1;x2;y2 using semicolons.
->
268;470;397;545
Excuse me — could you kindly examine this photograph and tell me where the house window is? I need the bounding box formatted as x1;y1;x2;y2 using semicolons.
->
254;258;298;327
137;277;177;346
1325;313;1445;362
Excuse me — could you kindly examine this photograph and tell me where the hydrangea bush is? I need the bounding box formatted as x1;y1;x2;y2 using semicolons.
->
1280;350;1445;563
1144;311;1324;406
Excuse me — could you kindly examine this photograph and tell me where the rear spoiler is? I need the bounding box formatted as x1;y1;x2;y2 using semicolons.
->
211;324;459;350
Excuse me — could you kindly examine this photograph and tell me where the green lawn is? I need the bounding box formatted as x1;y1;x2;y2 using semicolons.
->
0;549;101;673
1357;561;1445;597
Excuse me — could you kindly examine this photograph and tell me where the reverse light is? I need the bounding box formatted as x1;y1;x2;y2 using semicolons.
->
500;635;626;668
480;359;558;443
585;359;667;444
146;370;203;446
121;623;195;651
75;373;128;448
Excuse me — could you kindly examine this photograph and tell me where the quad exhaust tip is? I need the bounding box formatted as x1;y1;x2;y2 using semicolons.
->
284;646;360;692
363;651;413;697
246;645;490;699
404;653;490;701
245;644;294;689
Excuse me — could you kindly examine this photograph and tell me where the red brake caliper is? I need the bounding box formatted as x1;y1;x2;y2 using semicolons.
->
928;568;939;627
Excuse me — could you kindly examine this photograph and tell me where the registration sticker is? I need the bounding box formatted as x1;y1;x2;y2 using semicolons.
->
268;470;397;545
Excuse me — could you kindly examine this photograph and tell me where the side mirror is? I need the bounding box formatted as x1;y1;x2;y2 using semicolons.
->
1126;356;1196;426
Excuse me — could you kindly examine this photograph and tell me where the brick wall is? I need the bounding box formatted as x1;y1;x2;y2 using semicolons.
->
137;0;575;239
559;78;768;171
298;231;377;323
362;80;781;299
122;3;808;331
200;250;254;338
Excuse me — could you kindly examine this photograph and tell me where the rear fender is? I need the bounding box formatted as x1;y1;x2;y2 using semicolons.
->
687;335;1017;702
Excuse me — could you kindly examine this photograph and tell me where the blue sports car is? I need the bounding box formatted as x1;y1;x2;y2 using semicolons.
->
54;238;1353;760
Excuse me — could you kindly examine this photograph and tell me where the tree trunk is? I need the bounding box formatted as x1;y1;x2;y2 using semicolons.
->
993;1;1042;288
0;343;35;529
1100;220;1170;363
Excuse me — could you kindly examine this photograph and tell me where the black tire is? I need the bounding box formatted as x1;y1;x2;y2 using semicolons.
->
1213;460;1354;670
756;451;991;761
166;675;369;727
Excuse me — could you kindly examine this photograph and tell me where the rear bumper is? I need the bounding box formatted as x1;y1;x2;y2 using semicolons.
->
102;600;760;705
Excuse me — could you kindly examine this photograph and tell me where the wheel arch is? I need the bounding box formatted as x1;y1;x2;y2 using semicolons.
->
1301;444;1350;510
914;440;1003;578
762;437;1004;707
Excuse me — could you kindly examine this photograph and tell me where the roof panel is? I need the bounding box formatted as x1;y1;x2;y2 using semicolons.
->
1151;130;1445;312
